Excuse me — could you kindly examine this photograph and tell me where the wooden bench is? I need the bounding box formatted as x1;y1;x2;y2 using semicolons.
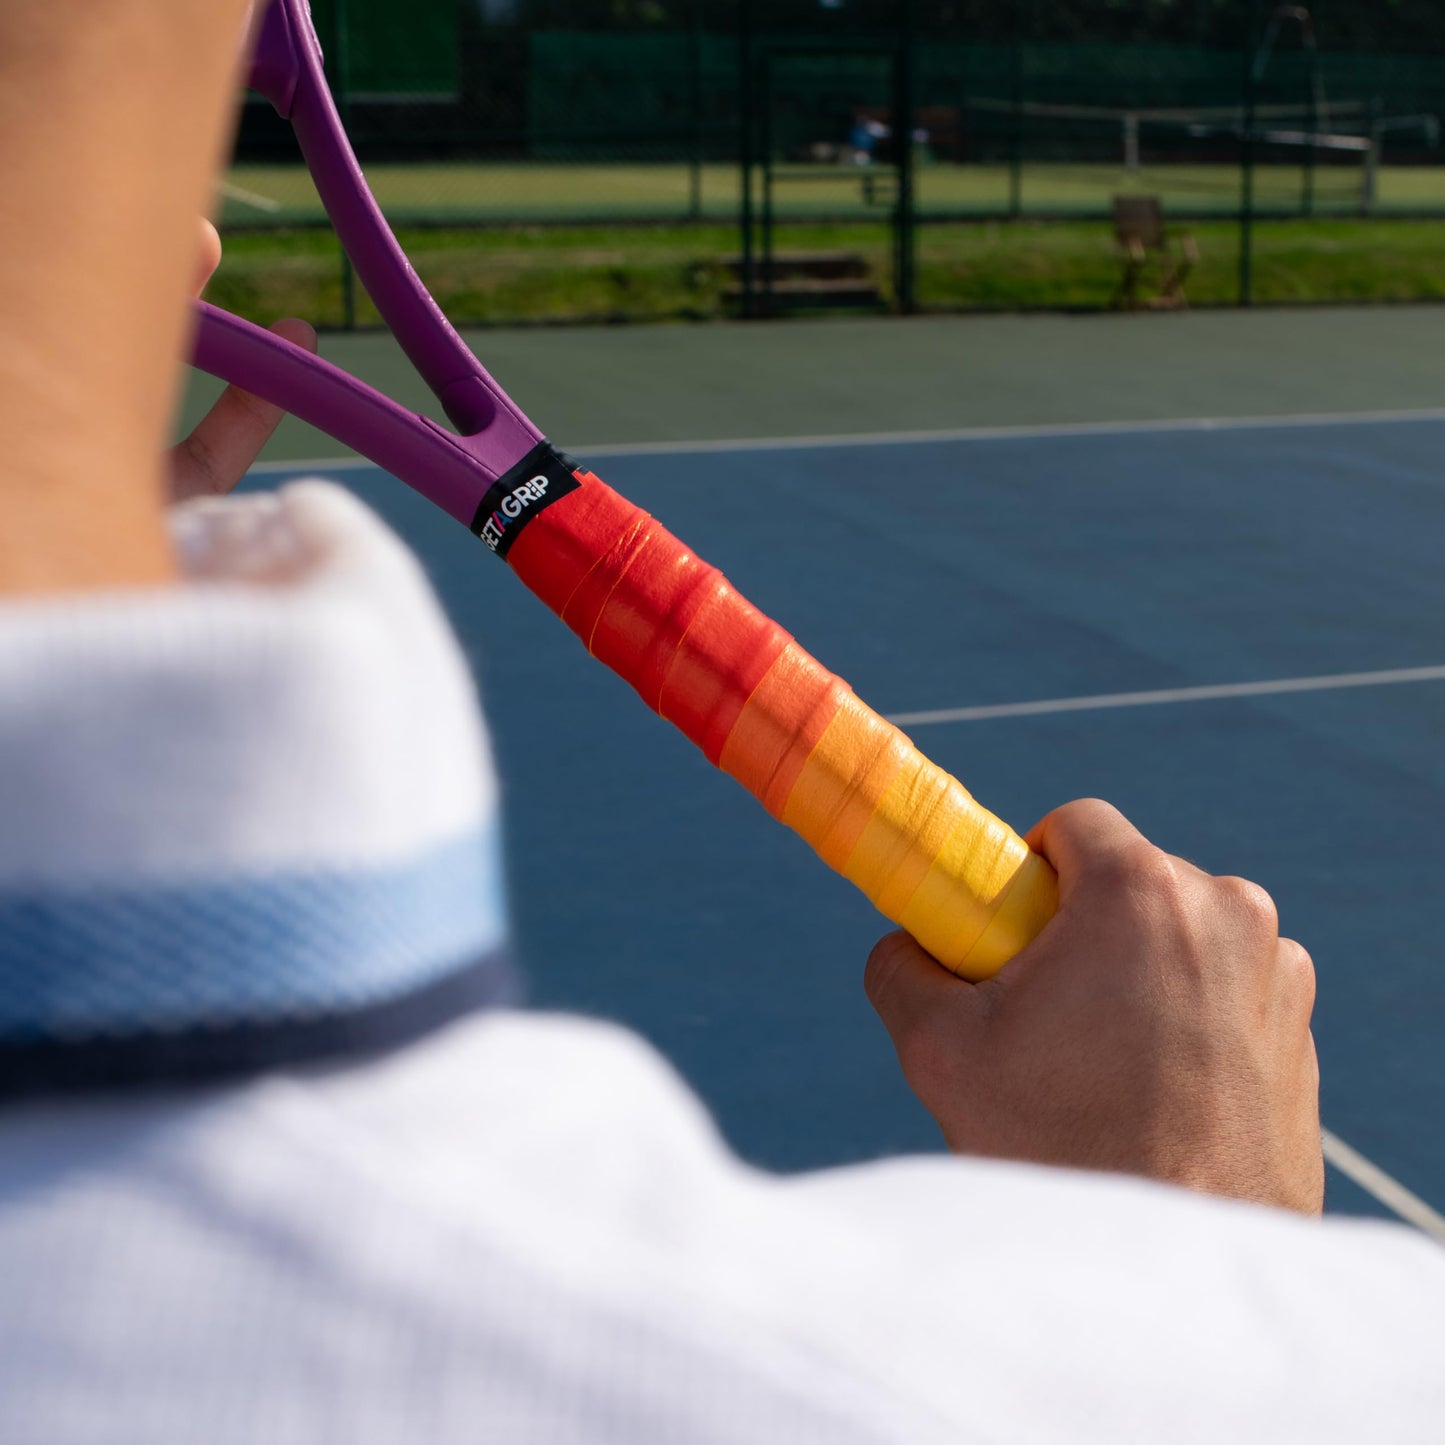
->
1112;195;1199;311
721;251;883;314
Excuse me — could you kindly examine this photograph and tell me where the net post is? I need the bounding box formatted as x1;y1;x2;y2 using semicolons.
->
1362;97;1383;214
1123;112;1140;173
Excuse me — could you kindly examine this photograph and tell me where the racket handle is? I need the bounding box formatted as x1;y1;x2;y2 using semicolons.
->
507;467;1057;979
722;656;1058;978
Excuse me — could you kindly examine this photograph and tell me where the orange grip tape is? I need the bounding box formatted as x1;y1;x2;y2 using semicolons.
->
505;468;1057;977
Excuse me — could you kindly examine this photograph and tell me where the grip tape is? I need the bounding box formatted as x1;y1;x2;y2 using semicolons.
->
505;466;1056;979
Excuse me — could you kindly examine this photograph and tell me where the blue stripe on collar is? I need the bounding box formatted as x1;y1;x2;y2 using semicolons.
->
0;827;516;1097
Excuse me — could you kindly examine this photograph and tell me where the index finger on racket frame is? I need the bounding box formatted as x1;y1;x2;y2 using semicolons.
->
1024;798;1155;906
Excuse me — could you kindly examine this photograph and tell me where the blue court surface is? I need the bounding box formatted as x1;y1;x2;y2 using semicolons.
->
253;410;1445;1232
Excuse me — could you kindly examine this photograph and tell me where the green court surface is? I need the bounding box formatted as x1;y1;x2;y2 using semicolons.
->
222;159;1445;227
185;306;1445;1237
184;305;1445;459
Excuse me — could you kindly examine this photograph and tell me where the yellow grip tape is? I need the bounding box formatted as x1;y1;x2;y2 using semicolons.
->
779;694;1058;980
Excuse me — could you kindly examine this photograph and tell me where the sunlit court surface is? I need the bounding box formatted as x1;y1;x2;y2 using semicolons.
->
185;305;1445;1237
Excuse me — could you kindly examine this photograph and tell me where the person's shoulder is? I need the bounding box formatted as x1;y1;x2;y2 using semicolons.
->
4;1011;1445;1443
311;1011;1445;1425
0;1014;938;1444
311;1008;731;1185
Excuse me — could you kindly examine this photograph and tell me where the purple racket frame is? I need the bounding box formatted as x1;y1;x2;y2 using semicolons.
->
193;0;544;527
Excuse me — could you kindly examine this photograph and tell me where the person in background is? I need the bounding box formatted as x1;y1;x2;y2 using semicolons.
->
850;112;892;164
1;3;1441;1441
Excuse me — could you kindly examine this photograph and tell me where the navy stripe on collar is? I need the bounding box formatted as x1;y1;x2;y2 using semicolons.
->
0;947;516;1100
0;828;515;1100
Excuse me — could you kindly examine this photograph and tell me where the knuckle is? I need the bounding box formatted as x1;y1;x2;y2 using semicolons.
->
1053;797;1128;847
1062;796;1124;826
1278;938;1318;1015
1217;875;1280;936
1035;797;1118;850
1098;841;1180;913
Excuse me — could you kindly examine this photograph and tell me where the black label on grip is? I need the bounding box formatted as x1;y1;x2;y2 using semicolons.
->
470;441;581;558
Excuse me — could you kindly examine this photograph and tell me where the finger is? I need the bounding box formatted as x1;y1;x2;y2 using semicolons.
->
865;930;981;1048
193;218;223;298
171;318;317;502
865;932;991;1110
1023;797;1152;902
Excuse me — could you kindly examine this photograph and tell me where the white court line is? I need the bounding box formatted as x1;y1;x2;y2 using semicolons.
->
219;181;282;214
245;403;1445;476
568;406;1445;459
250;455;364;476
886;665;1445;729
1322;1129;1445;1243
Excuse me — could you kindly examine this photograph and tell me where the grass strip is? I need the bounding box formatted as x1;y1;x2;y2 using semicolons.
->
205;218;1445;330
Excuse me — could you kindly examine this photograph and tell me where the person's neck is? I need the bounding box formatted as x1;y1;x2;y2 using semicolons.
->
0;0;253;594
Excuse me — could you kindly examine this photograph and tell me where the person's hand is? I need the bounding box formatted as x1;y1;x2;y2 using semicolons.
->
170;220;317;503
865;799;1323;1214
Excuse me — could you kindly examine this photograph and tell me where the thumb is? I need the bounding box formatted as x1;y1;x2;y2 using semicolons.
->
864;930;987;1076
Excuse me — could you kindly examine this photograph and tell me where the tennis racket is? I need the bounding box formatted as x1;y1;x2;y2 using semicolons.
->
193;0;1057;980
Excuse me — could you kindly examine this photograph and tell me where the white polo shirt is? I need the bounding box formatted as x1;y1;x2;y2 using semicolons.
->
2;483;1441;1443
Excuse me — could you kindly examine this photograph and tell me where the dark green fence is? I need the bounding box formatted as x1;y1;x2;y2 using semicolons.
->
218;1;1445;327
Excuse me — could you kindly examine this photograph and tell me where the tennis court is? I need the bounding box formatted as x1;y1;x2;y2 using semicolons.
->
223;158;1445;227
186;305;1445;1233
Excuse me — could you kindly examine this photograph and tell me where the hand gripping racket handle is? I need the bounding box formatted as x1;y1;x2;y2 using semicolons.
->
509;463;1058;980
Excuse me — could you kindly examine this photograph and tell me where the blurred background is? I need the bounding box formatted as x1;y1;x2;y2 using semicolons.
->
213;0;1445;329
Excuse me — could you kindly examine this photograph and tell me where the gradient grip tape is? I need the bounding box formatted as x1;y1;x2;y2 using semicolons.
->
505;465;1058;979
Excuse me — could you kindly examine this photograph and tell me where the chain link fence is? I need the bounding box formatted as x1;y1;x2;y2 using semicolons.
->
217;1;1445;327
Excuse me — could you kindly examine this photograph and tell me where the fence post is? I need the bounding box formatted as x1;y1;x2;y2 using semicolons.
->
1302;11;1322;219
760;49;774;313
738;0;755;318
1008;0;1024;219
895;0;918;312
688;0;704;222
1238;0;1260;308
327;0;358;330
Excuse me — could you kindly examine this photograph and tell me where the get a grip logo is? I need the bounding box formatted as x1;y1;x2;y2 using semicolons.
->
477;474;551;552
470;442;581;558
